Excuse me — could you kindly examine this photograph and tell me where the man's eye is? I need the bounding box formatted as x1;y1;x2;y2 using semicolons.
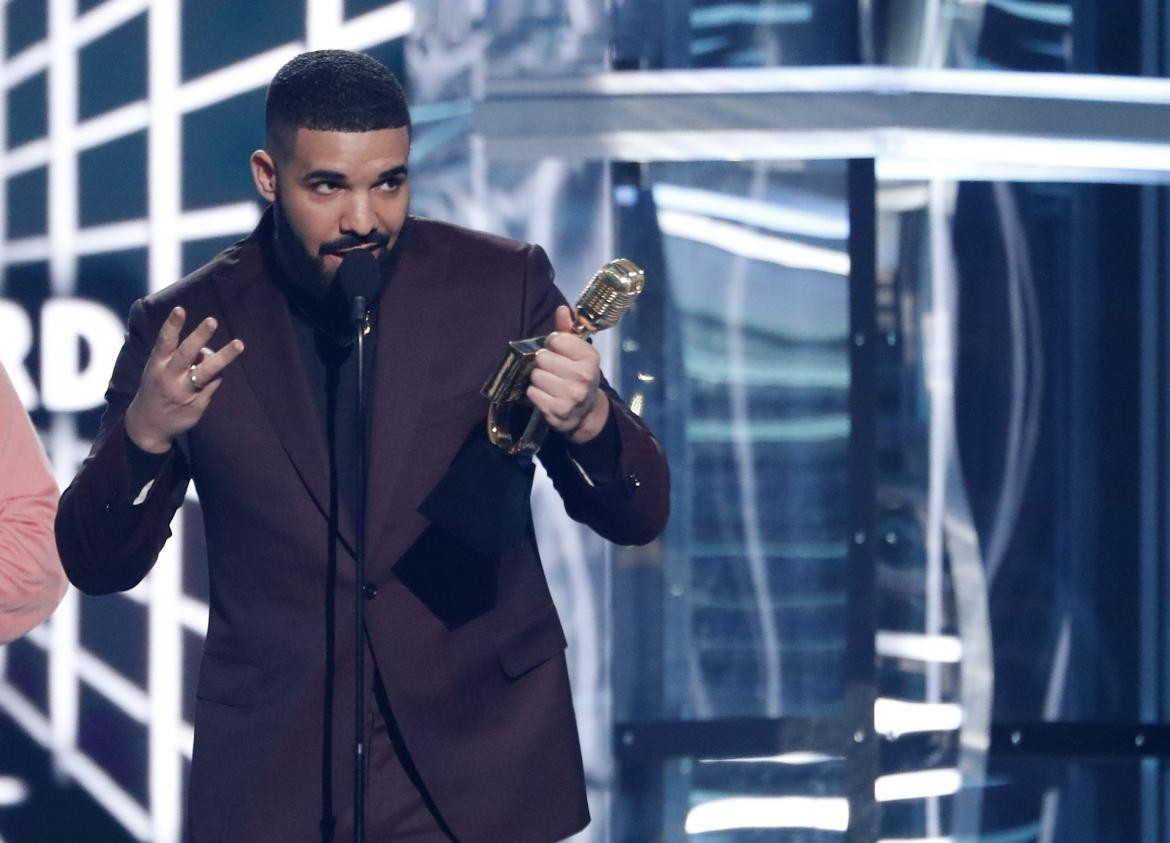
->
311;182;340;194
377;179;404;193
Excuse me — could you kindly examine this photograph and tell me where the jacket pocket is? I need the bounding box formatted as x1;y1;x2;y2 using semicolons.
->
495;605;567;679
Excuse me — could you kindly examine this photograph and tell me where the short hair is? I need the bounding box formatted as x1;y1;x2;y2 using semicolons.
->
265;50;410;158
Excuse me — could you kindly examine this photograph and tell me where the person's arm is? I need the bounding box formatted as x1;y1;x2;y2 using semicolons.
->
56;298;187;594
55;299;244;594
0;364;67;643
523;246;670;545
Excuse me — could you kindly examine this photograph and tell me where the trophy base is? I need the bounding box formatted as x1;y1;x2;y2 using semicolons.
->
486;400;548;457
482;336;550;456
481;337;546;403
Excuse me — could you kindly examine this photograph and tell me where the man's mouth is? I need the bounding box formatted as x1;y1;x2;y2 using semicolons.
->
327;244;380;257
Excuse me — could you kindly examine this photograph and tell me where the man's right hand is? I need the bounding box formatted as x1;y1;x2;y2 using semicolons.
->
124;307;245;454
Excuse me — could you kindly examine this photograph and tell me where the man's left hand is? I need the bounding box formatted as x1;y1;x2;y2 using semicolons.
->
527;305;610;445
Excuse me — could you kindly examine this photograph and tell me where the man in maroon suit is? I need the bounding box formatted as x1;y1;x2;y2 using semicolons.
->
56;51;668;842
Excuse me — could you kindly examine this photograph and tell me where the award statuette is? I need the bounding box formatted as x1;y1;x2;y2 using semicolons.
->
482;258;646;457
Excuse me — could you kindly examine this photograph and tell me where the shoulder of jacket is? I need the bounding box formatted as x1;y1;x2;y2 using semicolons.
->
407;215;536;261
139;228;261;312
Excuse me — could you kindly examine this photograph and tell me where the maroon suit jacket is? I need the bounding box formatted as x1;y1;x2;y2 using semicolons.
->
56;214;670;842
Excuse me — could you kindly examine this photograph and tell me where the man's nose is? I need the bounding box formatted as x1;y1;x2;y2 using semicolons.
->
340;194;376;237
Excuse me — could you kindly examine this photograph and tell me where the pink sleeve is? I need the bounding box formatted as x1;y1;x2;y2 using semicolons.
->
0;363;67;643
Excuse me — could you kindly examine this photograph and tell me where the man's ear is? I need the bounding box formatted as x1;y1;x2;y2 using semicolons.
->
250;149;278;203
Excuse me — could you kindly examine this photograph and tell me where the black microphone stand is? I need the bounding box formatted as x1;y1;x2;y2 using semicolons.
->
351;294;369;843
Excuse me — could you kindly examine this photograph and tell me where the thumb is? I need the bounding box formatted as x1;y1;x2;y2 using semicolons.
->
553;305;574;334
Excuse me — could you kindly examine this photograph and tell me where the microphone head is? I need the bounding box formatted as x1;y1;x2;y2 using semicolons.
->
575;258;645;333
335;248;382;304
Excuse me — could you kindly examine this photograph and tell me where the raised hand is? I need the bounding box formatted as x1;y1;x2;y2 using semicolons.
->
526;305;610;445
124;307;245;454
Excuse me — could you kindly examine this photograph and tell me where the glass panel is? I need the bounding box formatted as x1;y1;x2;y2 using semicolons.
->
614;160;852;722
612;0;860;69
979;754;1149;841
668;755;848;842
875;753;1152;841
874;171;1160;840
607;1;1128;76
876;178;1146;726
874;0;1075;72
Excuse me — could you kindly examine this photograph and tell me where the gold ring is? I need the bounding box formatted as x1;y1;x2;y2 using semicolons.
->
189;364;203;392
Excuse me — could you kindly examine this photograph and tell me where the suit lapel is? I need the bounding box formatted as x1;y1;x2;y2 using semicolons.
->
210;227;358;553
365;220;447;553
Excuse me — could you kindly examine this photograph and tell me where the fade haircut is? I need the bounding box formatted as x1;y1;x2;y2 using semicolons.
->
265;50;410;160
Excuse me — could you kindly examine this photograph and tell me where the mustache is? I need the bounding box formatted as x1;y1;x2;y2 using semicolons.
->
319;232;390;255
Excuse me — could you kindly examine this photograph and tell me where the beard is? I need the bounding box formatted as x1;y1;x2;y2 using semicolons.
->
269;194;401;343
271;195;394;300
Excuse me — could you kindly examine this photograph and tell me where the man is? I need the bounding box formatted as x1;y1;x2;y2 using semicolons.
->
56;50;668;842
0;362;66;643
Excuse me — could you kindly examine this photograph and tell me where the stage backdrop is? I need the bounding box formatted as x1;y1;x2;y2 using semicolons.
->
0;2;618;841
9;3;1170;843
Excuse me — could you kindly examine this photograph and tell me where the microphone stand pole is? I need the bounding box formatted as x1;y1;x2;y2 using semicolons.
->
352;296;369;843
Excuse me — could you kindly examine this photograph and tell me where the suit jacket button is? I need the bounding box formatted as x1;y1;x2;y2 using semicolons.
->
627;472;641;488
362;582;378;600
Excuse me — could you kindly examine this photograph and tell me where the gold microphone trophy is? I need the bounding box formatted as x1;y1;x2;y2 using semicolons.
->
482;258;646;457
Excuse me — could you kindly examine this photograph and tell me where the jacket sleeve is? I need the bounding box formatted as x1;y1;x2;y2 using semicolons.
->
0;364;67;642
55;297;191;595
524;246;670;546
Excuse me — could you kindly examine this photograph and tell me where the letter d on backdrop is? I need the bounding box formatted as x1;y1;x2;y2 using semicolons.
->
41;299;125;413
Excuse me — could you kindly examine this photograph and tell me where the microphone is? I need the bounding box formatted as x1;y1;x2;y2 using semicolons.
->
334;245;381;843
571;258;645;336
335;249;382;325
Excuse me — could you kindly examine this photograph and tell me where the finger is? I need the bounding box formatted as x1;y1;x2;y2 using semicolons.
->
530;378;585;423
192;376;225;408
545;330;598;363
529;367;591;408
532;347;584;380
168;317;219;373
553;305;574;334
533;351;600;399
153;307;186;359
526;384;573;426
194;339;245;383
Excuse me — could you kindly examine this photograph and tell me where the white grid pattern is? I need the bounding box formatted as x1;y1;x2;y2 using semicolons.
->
0;2;415;840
